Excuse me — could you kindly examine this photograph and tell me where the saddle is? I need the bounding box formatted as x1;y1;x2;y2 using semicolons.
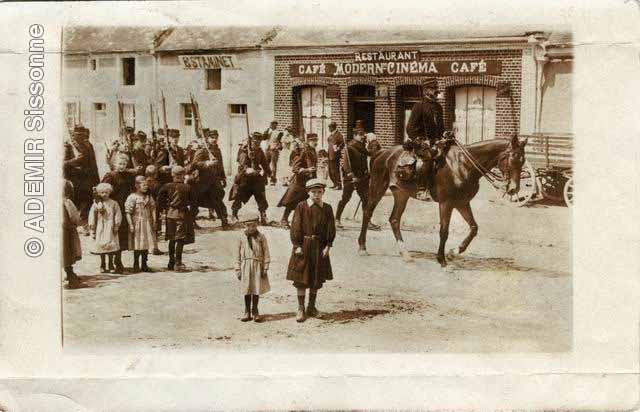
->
394;135;455;182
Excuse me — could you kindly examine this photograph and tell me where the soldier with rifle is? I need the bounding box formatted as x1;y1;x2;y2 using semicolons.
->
63;125;100;227
229;132;271;225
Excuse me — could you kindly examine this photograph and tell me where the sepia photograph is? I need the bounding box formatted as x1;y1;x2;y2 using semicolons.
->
59;25;574;353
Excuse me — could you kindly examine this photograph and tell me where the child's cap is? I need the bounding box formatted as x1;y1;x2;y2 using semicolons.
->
95;182;113;194
145;164;157;175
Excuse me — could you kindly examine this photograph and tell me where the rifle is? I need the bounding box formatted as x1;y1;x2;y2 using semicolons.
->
160;90;174;166
190;93;215;160
150;102;158;158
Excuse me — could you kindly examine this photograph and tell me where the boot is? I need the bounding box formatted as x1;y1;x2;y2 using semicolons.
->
252;295;262;322
307;292;320;318
220;217;230;230
65;266;81;288
113;252;125;274
296;294;306;323
208;208;216;220
231;210;240;224
100;255;107;273
132;251;140;273
241;295;252;322
259;211;268;226
108;254;115;273
336;219;344;229
167;260;175;271
141;252;152;272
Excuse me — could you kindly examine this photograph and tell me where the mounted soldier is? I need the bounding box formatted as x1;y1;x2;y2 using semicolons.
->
189;129;229;228
229;132;271;225
403;78;445;200
277;133;319;227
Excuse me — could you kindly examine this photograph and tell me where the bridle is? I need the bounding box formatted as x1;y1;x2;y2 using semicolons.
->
452;137;517;194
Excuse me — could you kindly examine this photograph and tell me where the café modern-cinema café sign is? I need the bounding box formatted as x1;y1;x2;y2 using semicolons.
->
290;50;501;77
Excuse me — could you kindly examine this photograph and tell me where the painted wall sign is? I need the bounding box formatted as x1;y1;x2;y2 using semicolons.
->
179;55;239;70
354;50;420;63
290;59;502;77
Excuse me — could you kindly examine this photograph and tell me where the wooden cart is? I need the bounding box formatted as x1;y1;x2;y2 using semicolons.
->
523;132;574;206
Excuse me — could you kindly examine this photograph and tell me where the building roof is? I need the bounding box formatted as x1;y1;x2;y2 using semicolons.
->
155;26;273;52
262;26;531;48
63;26;169;54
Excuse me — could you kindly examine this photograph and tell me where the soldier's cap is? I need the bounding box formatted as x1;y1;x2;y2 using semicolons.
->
251;132;263;140
328;121;337;128
202;128;210;135
136;131;147;140
270;120;278;125
423;78;439;89
157;128;165;136
305;178;327;191
366;132;377;141
245;212;260;223
168;129;180;137
306;133;318;141
124;126;135;133
72;126;90;137
354;120;364;128
206;129;219;137
171;165;186;176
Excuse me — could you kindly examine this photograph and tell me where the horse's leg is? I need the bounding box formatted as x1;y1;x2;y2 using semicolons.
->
452;202;478;257
437;201;454;267
389;188;412;262
358;177;387;255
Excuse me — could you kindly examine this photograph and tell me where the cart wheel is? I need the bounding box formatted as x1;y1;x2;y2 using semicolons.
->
492;160;537;207
563;177;574;207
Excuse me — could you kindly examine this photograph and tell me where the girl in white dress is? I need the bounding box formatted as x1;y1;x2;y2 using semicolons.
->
125;176;156;272
88;183;122;273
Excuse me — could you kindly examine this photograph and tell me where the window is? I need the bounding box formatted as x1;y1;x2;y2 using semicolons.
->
229;104;247;114
453;86;496;144
65;102;79;130
122;103;136;128
88;58;98;71
205;68;222;90
122;57;135;86
298;86;332;149
180;103;195;142
94;102;106;112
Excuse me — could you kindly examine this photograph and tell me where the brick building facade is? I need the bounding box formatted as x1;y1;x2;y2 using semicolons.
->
273;44;529;148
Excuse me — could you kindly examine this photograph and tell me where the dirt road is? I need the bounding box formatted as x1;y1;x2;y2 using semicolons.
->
63;182;571;353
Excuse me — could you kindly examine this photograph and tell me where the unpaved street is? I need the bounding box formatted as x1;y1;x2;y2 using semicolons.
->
63;182;571;353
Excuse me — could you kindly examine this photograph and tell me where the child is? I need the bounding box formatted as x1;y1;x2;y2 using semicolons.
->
88;182;122;273
286;178;336;322
62;180;82;287
316;149;329;181
157;165;195;272
125;176;157;272
101;154;135;272
145;165;164;255
234;213;271;322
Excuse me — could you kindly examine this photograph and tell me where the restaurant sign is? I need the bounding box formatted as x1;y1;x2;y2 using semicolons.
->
290;59;501;77
179;55;239;70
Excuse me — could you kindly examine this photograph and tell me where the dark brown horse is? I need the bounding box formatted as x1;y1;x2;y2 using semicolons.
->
358;135;528;267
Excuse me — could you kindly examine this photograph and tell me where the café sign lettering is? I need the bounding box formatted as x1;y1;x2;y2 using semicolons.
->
290;59;501;77
179;55;239;70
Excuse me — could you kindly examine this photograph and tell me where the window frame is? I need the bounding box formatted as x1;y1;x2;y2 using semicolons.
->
121;57;136;86
204;68;222;90
88;57;98;71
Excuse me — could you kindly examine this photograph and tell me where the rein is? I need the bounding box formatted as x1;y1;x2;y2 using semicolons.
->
453;138;507;193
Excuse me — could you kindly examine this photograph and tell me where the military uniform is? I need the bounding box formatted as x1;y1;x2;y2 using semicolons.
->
277;135;318;225
327;125;344;189
189;139;228;225
263;122;282;185
335;137;370;225
63;126;100;221
229;133;271;224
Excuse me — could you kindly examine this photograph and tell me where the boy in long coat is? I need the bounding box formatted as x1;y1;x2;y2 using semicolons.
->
286;178;336;322
277;133;318;227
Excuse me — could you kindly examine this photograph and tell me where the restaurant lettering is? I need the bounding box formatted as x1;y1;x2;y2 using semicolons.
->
290;59;501;77
179;55;239;70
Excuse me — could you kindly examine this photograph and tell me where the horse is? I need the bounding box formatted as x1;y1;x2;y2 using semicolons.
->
357;135;528;267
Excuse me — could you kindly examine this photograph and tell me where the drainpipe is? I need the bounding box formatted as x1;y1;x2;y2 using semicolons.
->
529;33;548;134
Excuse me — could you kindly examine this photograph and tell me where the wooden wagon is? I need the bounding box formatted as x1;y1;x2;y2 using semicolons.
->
520;132;574;206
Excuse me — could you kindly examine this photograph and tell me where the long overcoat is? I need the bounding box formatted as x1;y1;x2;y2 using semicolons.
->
286;200;336;289
235;232;271;296
277;146;317;208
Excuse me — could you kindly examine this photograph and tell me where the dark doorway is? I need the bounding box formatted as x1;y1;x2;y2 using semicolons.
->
397;85;422;141
348;85;375;139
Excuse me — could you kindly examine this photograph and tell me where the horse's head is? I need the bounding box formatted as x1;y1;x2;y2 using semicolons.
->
497;135;528;195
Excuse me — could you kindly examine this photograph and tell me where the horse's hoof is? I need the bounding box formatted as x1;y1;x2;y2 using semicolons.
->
401;250;413;262
358;248;369;256
446;248;458;260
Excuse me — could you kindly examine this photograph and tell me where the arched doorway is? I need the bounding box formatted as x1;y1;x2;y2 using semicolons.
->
348;85;375;139
452;85;497;144
397;84;422;141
